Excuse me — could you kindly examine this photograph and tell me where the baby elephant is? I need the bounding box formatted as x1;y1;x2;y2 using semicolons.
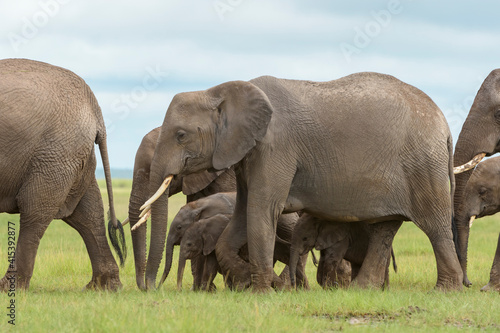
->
290;214;397;289
160;192;236;289
177;214;231;291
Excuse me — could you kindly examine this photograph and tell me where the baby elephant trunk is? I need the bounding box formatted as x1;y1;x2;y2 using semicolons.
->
289;246;302;289
177;256;187;291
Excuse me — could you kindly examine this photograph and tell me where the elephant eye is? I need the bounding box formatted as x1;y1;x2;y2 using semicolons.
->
176;225;182;230
494;109;500;123
176;130;187;143
479;187;487;196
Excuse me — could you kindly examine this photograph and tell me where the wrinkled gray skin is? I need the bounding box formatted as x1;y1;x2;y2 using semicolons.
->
454;69;500;291
160;192;236;289
146;73;461;291
456;156;500;291
289;214;398;289
0;59;124;291
128;127;236;290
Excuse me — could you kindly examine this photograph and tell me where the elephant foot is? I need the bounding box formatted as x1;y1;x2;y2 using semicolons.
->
480;279;500;292
84;274;122;292
463;274;472;288
0;273;29;292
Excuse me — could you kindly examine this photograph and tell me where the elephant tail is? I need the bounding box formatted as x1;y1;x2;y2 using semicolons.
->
97;130;127;267
391;247;397;273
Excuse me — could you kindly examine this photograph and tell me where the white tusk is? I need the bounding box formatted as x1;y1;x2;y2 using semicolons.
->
139;205;151;218
469;215;476;228
131;210;151;231
121;217;130;226
453;153;487;174
140;175;174;210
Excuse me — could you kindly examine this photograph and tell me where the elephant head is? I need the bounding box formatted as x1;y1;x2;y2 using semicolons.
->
159;192;235;287
459;157;500;227
454;69;500;286
176;214;230;290
141;81;273;289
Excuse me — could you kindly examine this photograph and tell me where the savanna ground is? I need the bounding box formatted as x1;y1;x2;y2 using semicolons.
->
0;179;499;332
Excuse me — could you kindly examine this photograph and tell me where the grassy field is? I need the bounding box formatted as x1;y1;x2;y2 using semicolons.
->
1;179;499;332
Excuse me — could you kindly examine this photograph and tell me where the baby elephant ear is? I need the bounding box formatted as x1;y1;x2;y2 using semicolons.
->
207;81;274;170
202;214;231;256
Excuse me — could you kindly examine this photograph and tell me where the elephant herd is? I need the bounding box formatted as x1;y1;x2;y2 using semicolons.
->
0;58;499;293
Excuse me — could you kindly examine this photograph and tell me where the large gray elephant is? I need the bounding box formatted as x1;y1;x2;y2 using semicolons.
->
453;69;500;291
455;156;500;291
0;58;125;291
125;127;236;289
141;73;462;291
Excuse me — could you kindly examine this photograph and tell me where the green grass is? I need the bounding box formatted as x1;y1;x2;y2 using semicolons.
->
1;179;499;332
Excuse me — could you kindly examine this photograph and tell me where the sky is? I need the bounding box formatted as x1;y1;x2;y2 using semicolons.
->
1;0;499;170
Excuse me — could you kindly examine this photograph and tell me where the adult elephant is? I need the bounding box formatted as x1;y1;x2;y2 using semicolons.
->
125;127;236;290
453;69;500;291
0;58;125;291
141;73;462;291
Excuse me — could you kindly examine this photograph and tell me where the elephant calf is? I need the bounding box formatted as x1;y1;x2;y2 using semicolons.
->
177;214;231;291
290;214;397;289
455;156;500;292
160;192;236;289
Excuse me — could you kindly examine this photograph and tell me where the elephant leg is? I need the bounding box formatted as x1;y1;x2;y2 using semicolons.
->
335;259;352;288
0;171;74;291
414;217;463;290
191;255;205;291
202;254;218;292
0;215;53;291
352;220;402;289
481;233;500;292
215;181;251;290
63;180;121;291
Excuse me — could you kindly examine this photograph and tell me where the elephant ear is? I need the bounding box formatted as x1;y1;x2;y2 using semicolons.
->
315;224;347;251
202;214;231;256
207;81;274;170
182;170;224;196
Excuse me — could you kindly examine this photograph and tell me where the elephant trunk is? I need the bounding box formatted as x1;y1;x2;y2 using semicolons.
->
177;256;187;290
144;172;172;290
453;116;489;286
158;233;177;287
289;245;301;289
128;181;149;290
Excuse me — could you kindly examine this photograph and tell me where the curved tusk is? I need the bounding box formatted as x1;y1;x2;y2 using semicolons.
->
453;153;487;174
140;175;174;210
121;217;130;226
131;210;151;231
139;205;151;218
469;215;476;228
